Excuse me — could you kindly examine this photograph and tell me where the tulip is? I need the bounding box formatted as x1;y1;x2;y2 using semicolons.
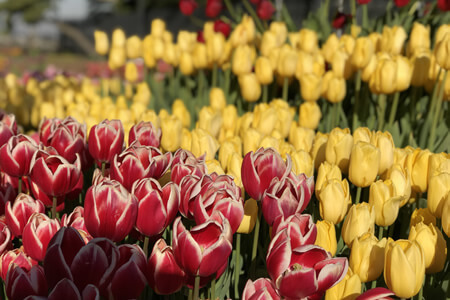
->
94;30;109;56
326;127;353;173
410;50;431;87
443;195;450;238
5;264;47;300
172;212;233;277
277;45;297;78
394;55;412;92
331;50;354;80
179;51;195;75
171;149;207;185
160;115;182;152
190;128;220;161
84;179;138;242
255;56;273;85
409;222;447;274
47;122;87;165
88;119;124;166
239;73;262;103
205;0;222;18
341;203;376;247
405;148;431;194
232;45;253;76
384;163;411;206
427;172;450;218
318;178;351;224
209;87;226;112
349;142;380;187
0;220;11;255
5;193;45;237
125;62;139;83
290;150;314;177
108;46;126;70
214;20;231;38
315;220;337;256
197;106;223;138
315;162;342;195
0;134;38;177
148;239;185;295
407;23;430;56
384;239;425;298
427;152;449;181
299;101;321;129
61;206;92;241
48;278;83;300
370;130;395;175
271;213;317;247
369;179;404;227
300;73;322;102
128;121;161;148
0;247;37;281
288;124;315;153
298;28;318;54
126;35;142;59
434;32;450;70
172;99;191;129
22;213;61;261
111;28;126;48
242;278;280;300
237;198;258;234
241;147;291;201
380;25;407;55
252;103;277;136
311;132;329;170
352;37;375;69
325;267;361;300
133;178;179;237
349;233;387;282
0;113;17;148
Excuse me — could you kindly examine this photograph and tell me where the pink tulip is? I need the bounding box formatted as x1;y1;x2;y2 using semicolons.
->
148;238;185;295
271;213;317;246
242;278;280;300
172;212;232;277
356;287;395;300
0;247;37;280
193;173;244;233
84;179;138;242
5;264;47;300
22;213;61;261
241;148;291;201
0;134;38;177
133;178;179;237
5;193;45;237
88;119;124;166
262;173;314;226
171;149;206;185
266;239;348;300
0;112;18;147
128;121;161;148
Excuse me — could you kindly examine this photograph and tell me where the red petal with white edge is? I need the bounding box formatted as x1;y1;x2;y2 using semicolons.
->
290;245;330;269
241;151;262;200
177;230;202;275
266;232;292;281
190;221;222;248
277;267;318;299
136;191;167;236
315;257;349;292
198;236;232;277
356;287;395;300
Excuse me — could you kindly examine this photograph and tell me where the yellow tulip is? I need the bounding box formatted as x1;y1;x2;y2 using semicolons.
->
323;73;346;104
380;25;407;55
192;43;208;69
311;132;329;170
206;32;225;64
352;37;375;69
269;22;287;46
260;31;278;57
300;73;322;102
315;220;337;257
242;128;263;155
361;54;378;82
384;163;411;207
190;128;219;161
315;161;342;195
255;56;273;85
277;45;297;78
434;33;450;70
384;239;425;298
238;73;261;102
177;31;197;53
179;51;194;75
298;101;321;130
427;172;450;218
428;152;450;181
352;127;372;144
318;178;351;225
369;179;403;227
325;267;361;300
298;28;318;54
209;87;226;112
219;137;242;170
332;50;353;80
237;199;258;234
410;208;436;228
405;148;431;194
197;106;222;138
350;233;387;282
369;57;397;94
205;159;225;175
126;35;142;59
172;99;191;128
112;28;126;48
325;127;353;174
108;46;126;70
232;45;253;76
94;30;109;56
271;99;294;138
322;33;339;63
290;149;314;177
442;195;450;238
394;55;412;92
151;19;166;38
341;203;375;247
124;62;138;83
370;130;395;175
288;124;315;153
229;15;255;47
142;35;156;68
349;142;380;188
160;115;182;152
221;105;239;133
180;128;192;151
407;22;430;56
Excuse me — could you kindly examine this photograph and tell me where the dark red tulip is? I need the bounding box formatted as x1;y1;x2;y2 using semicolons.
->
179;0;198;16
128;121;161;148
241;147;291;201
242;278;280;300
84;179;138;242
394;0;410;7
271;213;317;246
332;12;351;29
357;0;371;4
438;0;450;11
214;20;231;38
0;221;12;256
0;176;16;215
147;239;185;295
0;247;37;281
5;193;45;237
257;0;275;20
356;287;395;300
0;134;38;177
250;0;261;4
5;264;47;300
48;278;82;300
0;113;18;147
171;149;206;185
22;213;61;261
88;119;124;166
133;178;179;237
205;0;223;18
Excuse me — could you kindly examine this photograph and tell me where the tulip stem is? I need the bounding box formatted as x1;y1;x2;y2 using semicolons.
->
101;162;106;177
262;84;268;103
250;206;262;279
371;278;377;289
224;0;239;22
18;177;22;194
210;277;216;300
353;70;362;131
242;0;265;33
234;233;241;299
193;275;200;300
428;70;447;151
331;103;340;129
143;236;149;257
377;226;385;241
282;77;289;102
212;63;218;88
52;196;57;219
420;68;442;148
388;91;400;129
377;93;387;131
224;67;231;102
355;187;362;204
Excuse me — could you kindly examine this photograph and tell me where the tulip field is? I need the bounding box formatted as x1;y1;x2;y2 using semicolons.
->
0;0;449;299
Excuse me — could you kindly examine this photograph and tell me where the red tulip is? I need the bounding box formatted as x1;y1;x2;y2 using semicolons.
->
0;221;12;256
0;113;18;147
61;206;93;242
0;247;37;281
356;287;395;300
47;123;86;165
84;179;138;242
179;0;198;16
171;149;206;185
193;173;244;233
29;178;66;209
261;173;313;226
107;244;148;299
5;193;45;237
271;213;317;246
241;147;291;201
197;30;205;43
148;238;185;295
172;212;232;277
133;178;179;237
48;278;82;300
0;134;38;178
266;240;348;300
438;0;450;11
128;121;161;148
257;0;275;20
332;12;351;29
88;119;124;166
29;151;82;197
0;177;16;215
394;0;410;7
5;264;47;300
22;213;61;261
178;174;203;219
214;20;231;38
38;117;62;145
357;0;371;4
242;278;280;300
250;0;261;4
205;0;223;18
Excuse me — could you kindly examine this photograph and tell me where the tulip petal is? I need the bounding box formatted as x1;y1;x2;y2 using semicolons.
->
315;257;348;291
48;278;82;300
277;267;318;299
198;236;232;277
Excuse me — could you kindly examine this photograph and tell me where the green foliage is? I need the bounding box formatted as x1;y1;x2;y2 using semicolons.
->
0;0;50;24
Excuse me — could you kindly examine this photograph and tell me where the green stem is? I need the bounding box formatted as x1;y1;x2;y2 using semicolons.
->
250;205;262;279
242;0;265;33
331;103;340;129
417;276;424;300
353;70;362;131
351;0;356;25
211;63;218;88
224;67;231;103
355;187;362;204
101;162;106;178
281;4;297;31
428;70;448;151
362;4;369;30
193;275;200;300
262;84;268;103
410;86;421;127
188;288;193;300
210;277;216;300
223;0;239;22
388;91;400;128
52;196;57;219
377;93;387;131
189;15;204;28
143;236;149;258
234;233;241;299
420;68;442;147
282;77;289;102
378;226;385;241
18;177;22;195
371;278;377;289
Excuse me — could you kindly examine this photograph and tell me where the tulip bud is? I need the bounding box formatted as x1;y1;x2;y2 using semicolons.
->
299;100;321;129
311;132;328;170
179;51;194;75
341;203;375;247
160;115;182;152
323;73;347;103
206;32;225;65
242;278;280;300
442;194;450;237
380;25;407;55
370;130;395;175
369;179;403;227
277;45;297;78
190;128;219;161
427;171;450;218
126;35;142;59
5;193;45;237
300;73;322;102
6;264;47;300
369;57;397;94
350;233;387;282
407;23;431;56
384;163;411;206
88;119;124;166
405;148;431;194
394;55;412;92
255;56;273;85
209;87;226;112
349;142;380;187
352;37;374;69
434;33;450;70
232;45;253;76
299;28;318;54
325;127;353;173
315;161;342;195
108;46;126;70
124;62;139;83
325;267;361;300
322;33;339;63
112;28;126;48
384;239;425;298
318;178;351;224
315;220;337;256
94;30;109;56
239;73;261;102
